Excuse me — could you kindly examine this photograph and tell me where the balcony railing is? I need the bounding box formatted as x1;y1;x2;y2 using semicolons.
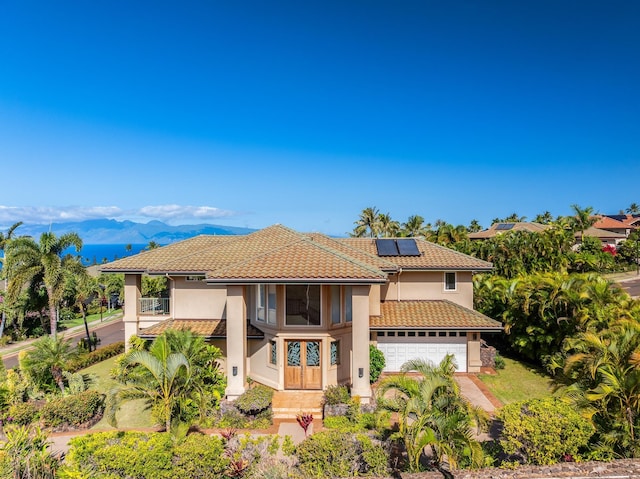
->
139;297;170;315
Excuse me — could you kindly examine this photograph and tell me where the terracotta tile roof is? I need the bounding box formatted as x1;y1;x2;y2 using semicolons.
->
575;226;626;239
592;215;631;230
138;319;264;339
370;300;502;330
468;222;549;239
101;225;491;280
340;238;492;270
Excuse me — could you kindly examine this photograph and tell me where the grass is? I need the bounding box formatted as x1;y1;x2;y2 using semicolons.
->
59;309;121;329
82;354;156;430
478;356;554;404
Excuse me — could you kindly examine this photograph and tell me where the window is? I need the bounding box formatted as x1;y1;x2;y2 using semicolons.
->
331;285;341;324
444;272;457;291
257;285;277;325
285;285;321;326
186;275;205;282
330;340;340;366
345;286;352;322
269;340;277;365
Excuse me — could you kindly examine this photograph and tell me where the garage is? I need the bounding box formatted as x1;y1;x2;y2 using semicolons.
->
375;330;468;373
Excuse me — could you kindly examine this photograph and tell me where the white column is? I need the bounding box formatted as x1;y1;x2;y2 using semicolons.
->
351;284;372;403
123;274;141;351
225;285;247;399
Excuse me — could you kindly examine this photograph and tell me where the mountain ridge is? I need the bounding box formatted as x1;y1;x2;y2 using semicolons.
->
7;219;256;244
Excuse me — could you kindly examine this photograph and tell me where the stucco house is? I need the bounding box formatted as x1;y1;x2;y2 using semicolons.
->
468;222;549;240
100;225;501;404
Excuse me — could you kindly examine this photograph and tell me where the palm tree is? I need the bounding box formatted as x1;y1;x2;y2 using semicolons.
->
6;232;82;336
107;333;191;432
504;213;527;222
627;203;640;215
570;204;596;242
377;356;485;473
0;222;24;338
68;265;101;352
21;334;76;394
557;320;640;456
534;211;553;224
402;215;426;237
467;219;482;233
378;213;400;238
352;206;381;238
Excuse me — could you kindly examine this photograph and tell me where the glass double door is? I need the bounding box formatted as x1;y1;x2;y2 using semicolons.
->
284;340;322;389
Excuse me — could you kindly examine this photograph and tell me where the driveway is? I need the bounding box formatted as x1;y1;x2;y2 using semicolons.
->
455;375;501;414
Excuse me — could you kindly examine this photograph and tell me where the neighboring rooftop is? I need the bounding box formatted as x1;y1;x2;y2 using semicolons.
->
468;222;549;240
575;226;627;240
593;215;635;232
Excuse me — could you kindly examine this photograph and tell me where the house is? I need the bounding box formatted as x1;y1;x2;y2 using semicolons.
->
100;225;501;403
592;215;635;239
468;222;549;240
574;226;627;247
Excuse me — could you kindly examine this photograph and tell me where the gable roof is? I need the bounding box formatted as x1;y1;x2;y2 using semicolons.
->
468;222;549;239
605;214;640;227
370;300;502;330
576;226;627;239
592;215;633;231
101;225;492;281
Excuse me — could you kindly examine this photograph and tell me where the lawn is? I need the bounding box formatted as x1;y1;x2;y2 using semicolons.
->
478;356;554;404
59;309;122;329
82;354;156;430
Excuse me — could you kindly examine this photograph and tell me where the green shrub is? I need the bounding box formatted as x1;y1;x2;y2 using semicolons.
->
296;430;388;478
41;390;105;428
323;415;361;432
498;397;594;465
62;431;229;478
66;341;125;372
234;385;273;414
369;345;385;383
7;401;40;426
323;384;350;405
494;352;506;370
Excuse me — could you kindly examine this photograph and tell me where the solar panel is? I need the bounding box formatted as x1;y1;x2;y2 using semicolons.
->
396;239;421;256
375;239;399;256
496;223;515;230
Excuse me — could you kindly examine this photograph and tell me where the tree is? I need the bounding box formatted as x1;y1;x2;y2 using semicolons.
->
467;219;482;233
377;356;485;473
67;266;101;352
504;213;527;222
378;213;400;238
627;203;640;215
402;215;426;237
569;204;596;242
6;232;83;336
534;211;553;224
0;222;24;338
21;335;76;394
352;207;381;238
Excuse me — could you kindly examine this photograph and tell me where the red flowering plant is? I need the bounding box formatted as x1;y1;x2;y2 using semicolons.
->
602;244;617;256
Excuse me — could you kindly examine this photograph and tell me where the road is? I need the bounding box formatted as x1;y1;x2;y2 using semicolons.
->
619;276;640;298
2;318;125;369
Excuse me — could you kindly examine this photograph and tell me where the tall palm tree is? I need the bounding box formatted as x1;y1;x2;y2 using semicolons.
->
377;356;485;473
6;232;82;336
21;334;76;394
378;213;400;238
570;204;596;242
0;222;24;338
534;211;553;224
467;219;482;233
352;207;381;238
68;265;101;352
107;333;191;432
627;203;640;215
402;215;426;237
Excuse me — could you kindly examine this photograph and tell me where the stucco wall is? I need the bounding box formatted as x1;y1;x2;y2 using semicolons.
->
172;278;227;319
382;271;473;308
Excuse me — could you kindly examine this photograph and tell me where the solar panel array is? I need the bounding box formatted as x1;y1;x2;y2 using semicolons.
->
495;223;515;230
375;239;421;257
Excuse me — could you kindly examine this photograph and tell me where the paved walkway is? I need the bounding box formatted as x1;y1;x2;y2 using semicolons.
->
455;374;501;414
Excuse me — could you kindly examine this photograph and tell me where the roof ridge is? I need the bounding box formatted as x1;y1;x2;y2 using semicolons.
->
414;238;493;268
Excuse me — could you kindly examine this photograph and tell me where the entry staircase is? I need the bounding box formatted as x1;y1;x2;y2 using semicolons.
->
271;390;324;420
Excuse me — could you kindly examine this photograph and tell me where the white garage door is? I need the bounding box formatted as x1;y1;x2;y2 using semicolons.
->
376;331;467;373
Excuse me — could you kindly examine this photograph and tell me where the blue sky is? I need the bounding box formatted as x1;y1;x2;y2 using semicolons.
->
1;1;638;236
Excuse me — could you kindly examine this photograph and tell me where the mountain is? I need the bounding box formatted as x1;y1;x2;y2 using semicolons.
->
11;219;256;244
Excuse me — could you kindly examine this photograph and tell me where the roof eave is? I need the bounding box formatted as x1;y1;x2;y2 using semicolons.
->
205;278;387;284
370;325;503;331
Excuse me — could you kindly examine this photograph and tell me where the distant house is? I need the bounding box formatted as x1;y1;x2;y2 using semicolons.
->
100;225;501;404
574;226;627;247
592;215;635;238
468;222;549;240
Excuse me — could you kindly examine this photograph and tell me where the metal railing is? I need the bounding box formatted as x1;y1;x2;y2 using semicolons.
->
139;297;170;315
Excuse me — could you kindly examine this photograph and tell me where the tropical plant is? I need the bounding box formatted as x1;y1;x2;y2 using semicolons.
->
352;207;381;238
20;334;76;394
377;356;486;473
65;265;101;352
553;320;640;457
569;204;596;242
0;221;24;339
402;215;427;237
369;344;386;383
6;232;83;336
627;203;640;215
0;426;60;479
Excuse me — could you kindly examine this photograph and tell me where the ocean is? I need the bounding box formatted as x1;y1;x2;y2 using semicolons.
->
64;244;149;266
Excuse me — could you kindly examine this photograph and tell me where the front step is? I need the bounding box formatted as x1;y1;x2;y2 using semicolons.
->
272;390;324;419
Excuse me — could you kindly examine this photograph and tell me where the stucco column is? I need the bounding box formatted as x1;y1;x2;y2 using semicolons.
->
351;284;372;403
225;285;247;400
467;332;482;373
123;274;141;351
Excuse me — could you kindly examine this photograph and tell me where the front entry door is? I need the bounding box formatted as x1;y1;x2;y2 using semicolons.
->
285;340;322;389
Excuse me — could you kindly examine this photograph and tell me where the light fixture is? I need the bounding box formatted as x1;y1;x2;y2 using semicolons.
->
232;366;238;376
358;368;364;378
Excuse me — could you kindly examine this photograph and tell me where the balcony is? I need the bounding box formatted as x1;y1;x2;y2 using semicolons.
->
139;298;170;316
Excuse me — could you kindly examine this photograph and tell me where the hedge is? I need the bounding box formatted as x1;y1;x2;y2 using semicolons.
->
66;341;125;372
40;390;105;428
